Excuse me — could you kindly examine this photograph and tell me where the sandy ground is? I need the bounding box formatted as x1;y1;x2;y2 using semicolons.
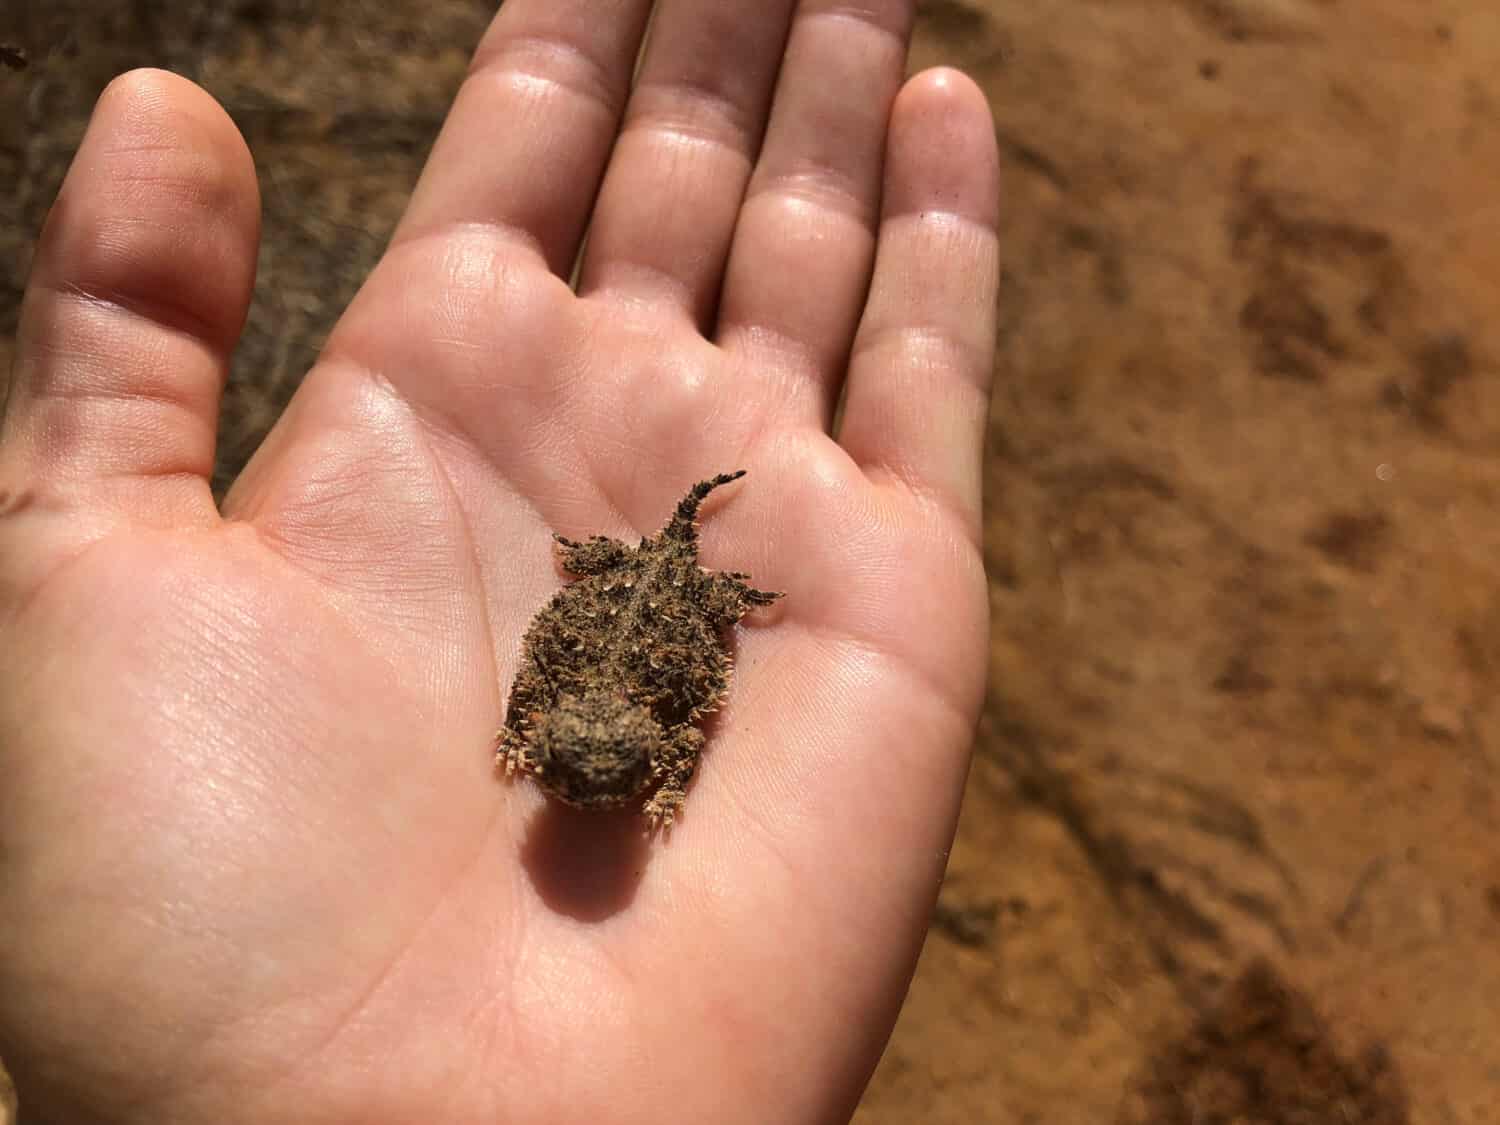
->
4;1;1499;1121
867;3;1499;1121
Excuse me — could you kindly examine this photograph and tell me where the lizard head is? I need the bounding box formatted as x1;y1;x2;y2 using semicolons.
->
531;690;662;808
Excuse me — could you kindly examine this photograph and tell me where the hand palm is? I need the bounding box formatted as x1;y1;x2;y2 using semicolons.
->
0;5;999;1123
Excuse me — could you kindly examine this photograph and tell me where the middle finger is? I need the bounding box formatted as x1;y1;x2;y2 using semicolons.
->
575;0;797;328
716;0;915;426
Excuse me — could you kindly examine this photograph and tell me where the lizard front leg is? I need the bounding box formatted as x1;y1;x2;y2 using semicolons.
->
644;726;706;831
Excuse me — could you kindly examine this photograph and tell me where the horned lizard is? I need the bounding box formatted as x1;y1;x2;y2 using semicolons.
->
496;472;781;829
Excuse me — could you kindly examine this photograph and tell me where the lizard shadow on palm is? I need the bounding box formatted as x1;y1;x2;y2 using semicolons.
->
519;803;649;922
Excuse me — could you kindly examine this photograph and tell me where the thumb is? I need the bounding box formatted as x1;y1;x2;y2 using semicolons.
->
1;68;259;527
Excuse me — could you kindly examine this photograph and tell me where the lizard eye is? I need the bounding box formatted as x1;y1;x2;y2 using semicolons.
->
534;691;661;807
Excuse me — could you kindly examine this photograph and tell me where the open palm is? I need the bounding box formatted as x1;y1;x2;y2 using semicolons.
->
0;3;999;1122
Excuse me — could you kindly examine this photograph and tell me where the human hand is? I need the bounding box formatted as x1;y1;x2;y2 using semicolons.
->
0;2;999;1121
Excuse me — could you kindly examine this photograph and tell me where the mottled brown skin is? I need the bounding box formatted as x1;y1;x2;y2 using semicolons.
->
496;472;781;828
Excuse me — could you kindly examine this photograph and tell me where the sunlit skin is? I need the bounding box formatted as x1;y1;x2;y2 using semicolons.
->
0;2;999;1122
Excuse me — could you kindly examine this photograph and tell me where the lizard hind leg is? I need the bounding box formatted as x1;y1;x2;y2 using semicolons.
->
554;534;629;576
707;570;783;624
